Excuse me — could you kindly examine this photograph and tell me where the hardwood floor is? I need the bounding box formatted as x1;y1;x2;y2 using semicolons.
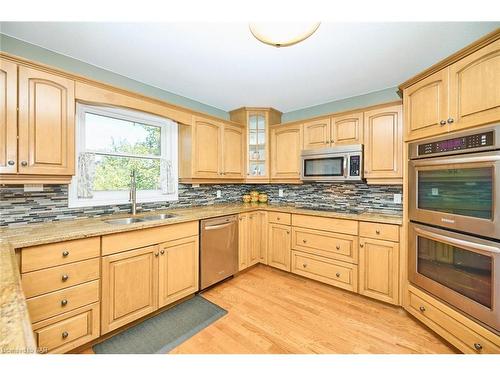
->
169;265;457;354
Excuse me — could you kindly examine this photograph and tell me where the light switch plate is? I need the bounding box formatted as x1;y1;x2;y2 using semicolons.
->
393;193;402;204
216;190;222;198
24;184;44;192
278;189;284;197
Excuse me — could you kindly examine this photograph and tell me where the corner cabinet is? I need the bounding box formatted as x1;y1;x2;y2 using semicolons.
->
239;211;265;271
0;59;76;183
404;38;500;141
363;104;403;184
270;123;303;183
179;115;245;183
229;107;282;183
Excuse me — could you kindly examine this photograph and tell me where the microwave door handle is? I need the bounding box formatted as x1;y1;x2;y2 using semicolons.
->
343;156;348;178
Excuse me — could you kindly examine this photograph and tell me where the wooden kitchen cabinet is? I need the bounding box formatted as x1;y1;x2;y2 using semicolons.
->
222;123;245;178
267;223;291;272
363;104;403;184
270;123;303;182
258;211;268;264
158;236;199;308
331;112;363;145
0;58;18;174
359;237;399;305
302;117;330;150
238;213;249;271
101;245;159;334
18;66;75;176
239;212;262;271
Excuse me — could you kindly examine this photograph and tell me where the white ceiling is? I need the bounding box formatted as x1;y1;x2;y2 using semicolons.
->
1;22;498;113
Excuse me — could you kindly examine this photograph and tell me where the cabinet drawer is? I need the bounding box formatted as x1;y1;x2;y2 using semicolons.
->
407;286;500;354
27;280;99;323
292;214;358;235
291;251;358;292
32;303;100;354
359;222;399;242
268;212;291;225
292;227;358;264
21;237;100;273
22;258;100;298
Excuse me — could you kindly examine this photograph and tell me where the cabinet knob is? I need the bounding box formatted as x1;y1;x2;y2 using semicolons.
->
21;161;28;167
160;250;165;255
7;160;15;166
61;299;68;307
419;306;426;312
375;230;380;235
473;343;483;351
447;117;454;124
61;274;69;282
302;239;307;243
360;244;364;248
302;263;307;268
277;217;280;220
62;251;69;257
62;331;69;339
155;252;159;257
439;120;447;126
335;272;340;277
286;230;290;234
336;245;340;250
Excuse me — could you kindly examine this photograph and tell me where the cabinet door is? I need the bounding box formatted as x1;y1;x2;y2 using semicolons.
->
193;116;222;178
18;66;75;175
259;211;268;264
359;237;399;305
303;118;330;150
0;59;17;174
268;223;291;272
101;245;158;334
404;69;449;141
222;123;245;178
364;105;403;182
248;212;260;267
271;124;302;180
158;236;199;308
331;112;363;145
449;39;500;131
238;213;249;271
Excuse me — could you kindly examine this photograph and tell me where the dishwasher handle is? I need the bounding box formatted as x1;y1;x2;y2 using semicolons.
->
204;222;234;231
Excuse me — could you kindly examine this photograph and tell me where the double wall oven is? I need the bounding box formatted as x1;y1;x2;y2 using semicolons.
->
408;124;500;332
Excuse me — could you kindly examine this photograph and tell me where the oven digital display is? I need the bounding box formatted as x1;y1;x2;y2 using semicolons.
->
418;131;494;156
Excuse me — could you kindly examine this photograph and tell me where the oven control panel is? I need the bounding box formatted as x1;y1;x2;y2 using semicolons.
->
349;155;360;176
418;130;494;156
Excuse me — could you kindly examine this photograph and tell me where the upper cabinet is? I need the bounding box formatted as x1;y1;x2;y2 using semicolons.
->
364;104;403;184
302;112;363;150
403;37;500;141
179;115;245;182
229;107;282;183
270;123;303;182
0;60;76;183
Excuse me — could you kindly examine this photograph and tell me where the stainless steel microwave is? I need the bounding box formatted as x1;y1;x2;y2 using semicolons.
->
300;144;363;182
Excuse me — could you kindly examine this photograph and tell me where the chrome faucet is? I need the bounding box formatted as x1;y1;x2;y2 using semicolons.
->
129;170;137;215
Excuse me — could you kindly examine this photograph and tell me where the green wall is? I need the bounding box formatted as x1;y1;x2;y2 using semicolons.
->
281;87;401;123
0;33;230;119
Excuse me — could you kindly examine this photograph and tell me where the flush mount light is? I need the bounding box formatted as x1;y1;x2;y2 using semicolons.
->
249;22;321;48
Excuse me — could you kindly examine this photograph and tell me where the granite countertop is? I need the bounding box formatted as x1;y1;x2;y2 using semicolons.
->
0;203;402;353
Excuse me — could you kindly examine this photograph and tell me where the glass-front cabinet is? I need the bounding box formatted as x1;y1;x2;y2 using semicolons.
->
229;107;282;182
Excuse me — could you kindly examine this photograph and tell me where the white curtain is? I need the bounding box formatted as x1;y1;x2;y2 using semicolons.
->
160;158;176;195
77;152;96;198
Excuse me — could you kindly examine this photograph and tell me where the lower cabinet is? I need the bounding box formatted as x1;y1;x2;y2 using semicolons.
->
238;213;249;271
239;211;266;271
267;223;291;271
101;245;159;334
158;236;199;308
358;237;399;305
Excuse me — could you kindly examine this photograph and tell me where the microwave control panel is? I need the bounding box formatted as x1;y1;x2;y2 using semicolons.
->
418;130;494;156
349;155;361;176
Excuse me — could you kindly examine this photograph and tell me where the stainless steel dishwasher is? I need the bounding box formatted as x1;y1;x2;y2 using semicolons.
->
200;215;239;290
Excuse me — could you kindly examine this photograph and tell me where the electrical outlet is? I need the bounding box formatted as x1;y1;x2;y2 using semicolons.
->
216;190;222;198
191;184;200;188
393;193;402;204
278;189;284;198
24;184;44;192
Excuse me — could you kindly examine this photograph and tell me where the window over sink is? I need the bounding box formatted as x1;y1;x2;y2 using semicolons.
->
68;104;178;208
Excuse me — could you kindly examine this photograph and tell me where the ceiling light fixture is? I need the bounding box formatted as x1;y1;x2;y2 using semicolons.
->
249;22;321;48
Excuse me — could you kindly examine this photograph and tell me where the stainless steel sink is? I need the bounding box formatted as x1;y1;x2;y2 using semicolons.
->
104;217;144;225
140;213;176;221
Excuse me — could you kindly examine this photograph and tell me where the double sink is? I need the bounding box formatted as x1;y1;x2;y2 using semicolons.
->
104;213;176;225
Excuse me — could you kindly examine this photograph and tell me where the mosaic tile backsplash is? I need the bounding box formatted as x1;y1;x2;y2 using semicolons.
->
0;183;402;227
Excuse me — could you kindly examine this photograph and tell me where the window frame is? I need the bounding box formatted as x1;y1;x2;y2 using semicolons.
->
68;103;178;208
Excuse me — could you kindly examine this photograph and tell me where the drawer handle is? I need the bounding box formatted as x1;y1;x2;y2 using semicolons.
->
302;239;307;243
61;299;68;307
474;343;483;351
336;245;340;250
62;331;69;339
419;306;426;312
375;230;380;235
302;263;307;268
61;274;69;282
160;250;165;255
62;251;70;257
335;272;340;277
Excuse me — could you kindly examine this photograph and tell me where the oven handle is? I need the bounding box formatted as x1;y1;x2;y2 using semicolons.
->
414;227;500;254
412;153;500;166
